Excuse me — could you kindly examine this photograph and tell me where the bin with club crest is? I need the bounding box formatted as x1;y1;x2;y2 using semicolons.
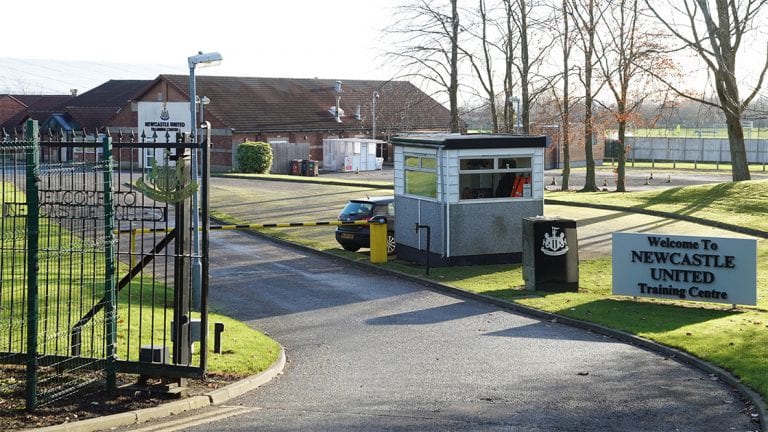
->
522;216;579;292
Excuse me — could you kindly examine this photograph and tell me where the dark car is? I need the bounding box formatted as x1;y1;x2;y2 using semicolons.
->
335;196;396;255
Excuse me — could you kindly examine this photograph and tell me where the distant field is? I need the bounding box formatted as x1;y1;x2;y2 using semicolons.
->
614;127;768;140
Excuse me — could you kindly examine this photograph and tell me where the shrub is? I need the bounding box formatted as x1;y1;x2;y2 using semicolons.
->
237;141;273;173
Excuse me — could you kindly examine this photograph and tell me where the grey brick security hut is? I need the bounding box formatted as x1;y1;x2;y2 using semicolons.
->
391;134;547;266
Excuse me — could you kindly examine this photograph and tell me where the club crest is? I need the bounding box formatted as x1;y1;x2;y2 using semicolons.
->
541;226;569;256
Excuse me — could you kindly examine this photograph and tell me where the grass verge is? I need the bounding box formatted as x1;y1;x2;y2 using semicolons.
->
547;179;768;233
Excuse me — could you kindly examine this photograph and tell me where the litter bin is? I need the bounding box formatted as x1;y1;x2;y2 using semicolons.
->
290;159;302;176
522;216;579;292
304;159;318;176
300;160;308;176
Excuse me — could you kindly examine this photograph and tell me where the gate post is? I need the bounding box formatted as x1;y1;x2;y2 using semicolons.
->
199;123;211;372
101;134;117;392
172;145;192;369
24;119;40;410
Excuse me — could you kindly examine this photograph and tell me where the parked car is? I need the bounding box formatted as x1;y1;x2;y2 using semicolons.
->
335;196;396;255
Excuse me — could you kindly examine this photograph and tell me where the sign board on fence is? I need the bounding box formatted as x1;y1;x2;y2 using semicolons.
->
137;102;190;168
612;232;757;306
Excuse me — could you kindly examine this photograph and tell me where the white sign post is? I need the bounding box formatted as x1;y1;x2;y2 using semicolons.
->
612;232;757;306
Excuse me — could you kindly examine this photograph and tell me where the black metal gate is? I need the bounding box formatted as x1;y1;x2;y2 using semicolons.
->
0;120;210;409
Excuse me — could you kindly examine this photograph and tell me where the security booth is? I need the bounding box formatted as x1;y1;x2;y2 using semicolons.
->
391;134;546;266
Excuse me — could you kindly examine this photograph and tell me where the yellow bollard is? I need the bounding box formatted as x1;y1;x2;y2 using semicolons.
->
130;228;137;269
369;216;388;264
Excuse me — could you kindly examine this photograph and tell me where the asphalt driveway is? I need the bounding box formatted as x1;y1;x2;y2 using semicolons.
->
185;228;754;432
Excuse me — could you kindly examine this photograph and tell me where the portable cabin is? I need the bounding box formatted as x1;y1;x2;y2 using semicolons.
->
322;138;384;171
391;134;546;266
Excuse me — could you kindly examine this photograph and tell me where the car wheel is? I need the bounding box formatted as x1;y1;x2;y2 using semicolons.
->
386;231;396;255
342;244;360;252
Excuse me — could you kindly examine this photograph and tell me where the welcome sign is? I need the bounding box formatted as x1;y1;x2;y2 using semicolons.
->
612;232;757;306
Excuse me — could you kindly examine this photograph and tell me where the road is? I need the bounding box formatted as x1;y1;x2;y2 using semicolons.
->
544;166;768;192
150;228;753;432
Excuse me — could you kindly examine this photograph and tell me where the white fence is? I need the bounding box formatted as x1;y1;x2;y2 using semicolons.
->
625;137;768;164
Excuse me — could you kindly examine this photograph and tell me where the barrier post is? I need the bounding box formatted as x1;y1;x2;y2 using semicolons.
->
369;216;388;264
130;228;137;269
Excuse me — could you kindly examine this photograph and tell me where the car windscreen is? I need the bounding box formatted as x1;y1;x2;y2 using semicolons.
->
340;202;375;220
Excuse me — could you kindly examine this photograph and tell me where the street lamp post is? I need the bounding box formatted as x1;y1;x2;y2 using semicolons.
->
188;52;222;311
509;96;521;134
372;90;379;140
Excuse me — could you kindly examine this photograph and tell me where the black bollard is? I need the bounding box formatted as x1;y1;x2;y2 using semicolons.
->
214;322;225;354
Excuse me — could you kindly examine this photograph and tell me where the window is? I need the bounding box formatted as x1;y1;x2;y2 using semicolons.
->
404;154;437;198
459;156;532;200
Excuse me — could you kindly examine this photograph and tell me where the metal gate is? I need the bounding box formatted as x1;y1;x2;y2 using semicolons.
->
0;120;210;409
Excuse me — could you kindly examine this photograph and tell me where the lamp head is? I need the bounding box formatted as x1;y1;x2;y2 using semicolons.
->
189;51;223;68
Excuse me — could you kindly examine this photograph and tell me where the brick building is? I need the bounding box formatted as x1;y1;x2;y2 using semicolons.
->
0;94;75;135
1;81;152;139
4;75;454;172
131;75;453;171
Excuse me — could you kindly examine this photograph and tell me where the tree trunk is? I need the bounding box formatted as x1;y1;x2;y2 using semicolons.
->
449;0;461;133
519;0;531;135
560;0;571;191
616;118;627;192
725;112;751;181
582;100;597;191
580;0;598;192
480;0;498;133
561;120;571;190
503;0;516;133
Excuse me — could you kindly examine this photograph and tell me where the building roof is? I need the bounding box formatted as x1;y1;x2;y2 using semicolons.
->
154;75;452;134
1;81;152;132
391;134;547;149
1;94;74;130
65;80;153;130
68;80;153;108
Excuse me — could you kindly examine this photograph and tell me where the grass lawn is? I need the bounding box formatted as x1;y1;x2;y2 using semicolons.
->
210;175;768;402
0;181;280;380
547;179;768;232
218;171;393;189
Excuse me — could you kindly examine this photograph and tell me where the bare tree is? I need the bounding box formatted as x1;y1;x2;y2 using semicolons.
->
550;0;576;190
597;0;672;191
515;0;533;134
505;0;559;134
387;0;463;132
501;0;521;132
461;0;501;132
569;0;605;192
645;0;768;181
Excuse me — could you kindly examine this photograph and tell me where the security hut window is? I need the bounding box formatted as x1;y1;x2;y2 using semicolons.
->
404;154;437;198
459;156;532;200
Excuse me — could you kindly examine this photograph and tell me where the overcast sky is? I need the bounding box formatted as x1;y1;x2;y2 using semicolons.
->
3;1;765;104
2;1;399;93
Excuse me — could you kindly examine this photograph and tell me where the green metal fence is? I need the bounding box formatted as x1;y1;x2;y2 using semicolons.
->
0;120;116;408
0;120;209;410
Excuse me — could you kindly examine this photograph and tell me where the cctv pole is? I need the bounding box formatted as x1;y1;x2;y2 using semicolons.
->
188;61;202;312
372;91;379;140
187;51;221;312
